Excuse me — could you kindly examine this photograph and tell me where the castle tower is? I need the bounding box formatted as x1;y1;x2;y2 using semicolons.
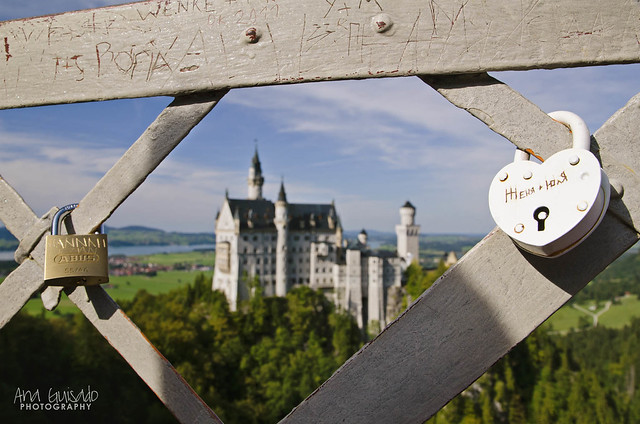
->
274;181;288;296
248;147;264;200
396;201;420;265
357;229;368;246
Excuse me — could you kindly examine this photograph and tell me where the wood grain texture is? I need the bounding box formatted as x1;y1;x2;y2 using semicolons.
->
281;76;640;423
71;91;226;233
424;74;640;233
422;73;571;159
0;175;40;240
282;218;639;424
66;285;223;424
1;0;640;108
594;93;640;233
0;95;225;422
0;259;44;328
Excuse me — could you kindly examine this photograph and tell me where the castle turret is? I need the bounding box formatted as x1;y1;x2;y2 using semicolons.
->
248;147;264;200
274;181;288;296
396;201;420;266
357;229;368;246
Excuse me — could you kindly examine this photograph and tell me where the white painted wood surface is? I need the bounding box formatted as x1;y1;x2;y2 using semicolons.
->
0;94;225;423
2;0;640;108
67;285;223;424
1;2;640;423
423;74;640;234
281;78;640;423
283;220;639;423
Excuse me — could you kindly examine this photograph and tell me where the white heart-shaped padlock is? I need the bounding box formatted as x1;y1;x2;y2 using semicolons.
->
488;111;610;257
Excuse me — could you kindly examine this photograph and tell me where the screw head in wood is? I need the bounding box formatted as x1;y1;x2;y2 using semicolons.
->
243;27;261;44
372;14;393;33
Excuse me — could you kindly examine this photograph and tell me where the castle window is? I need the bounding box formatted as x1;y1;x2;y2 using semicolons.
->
304;236;309;241
253;236;258;241
294;235;300;241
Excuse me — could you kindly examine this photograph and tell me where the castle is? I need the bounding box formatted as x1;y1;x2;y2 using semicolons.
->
212;149;420;330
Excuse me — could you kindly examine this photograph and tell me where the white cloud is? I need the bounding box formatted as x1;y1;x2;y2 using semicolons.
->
1;0;130;20
0;127;241;232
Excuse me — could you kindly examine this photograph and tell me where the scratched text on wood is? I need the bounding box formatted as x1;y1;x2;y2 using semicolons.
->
1;0;640;108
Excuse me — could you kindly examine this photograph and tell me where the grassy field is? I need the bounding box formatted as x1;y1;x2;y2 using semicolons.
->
599;295;640;328
9;247;640;331
21;269;213;318
542;295;640;332
130;250;214;267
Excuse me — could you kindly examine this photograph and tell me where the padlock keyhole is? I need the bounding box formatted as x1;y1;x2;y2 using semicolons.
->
534;206;550;231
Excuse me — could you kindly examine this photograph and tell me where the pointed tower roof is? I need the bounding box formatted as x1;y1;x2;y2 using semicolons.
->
278;179;287;203
251;145;262;174
402;200;415;209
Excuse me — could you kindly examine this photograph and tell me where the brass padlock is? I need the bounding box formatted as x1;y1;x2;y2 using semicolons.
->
44;203;109;286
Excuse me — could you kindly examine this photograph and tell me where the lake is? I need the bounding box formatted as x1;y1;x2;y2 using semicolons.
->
0;244;215;261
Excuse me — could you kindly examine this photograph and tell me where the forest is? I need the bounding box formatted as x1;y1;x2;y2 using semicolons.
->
3;249;640;423
0;275;361;423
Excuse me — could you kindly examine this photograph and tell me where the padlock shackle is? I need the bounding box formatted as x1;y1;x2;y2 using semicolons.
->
51;203;105;235
548;110;591;151
51;203;78;236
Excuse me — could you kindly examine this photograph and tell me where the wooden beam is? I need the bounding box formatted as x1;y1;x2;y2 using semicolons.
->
0;259;44;328
421;73;571;159
423;74;640;234
66;285;223;424
281;78;640;423
2;0;640;108
0;94;226;421
283;218;638;424
0;175;42;241
72;91;227;233
594;93;640;235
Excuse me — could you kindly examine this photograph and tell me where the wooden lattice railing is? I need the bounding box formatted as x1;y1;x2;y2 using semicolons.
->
1;1;640;423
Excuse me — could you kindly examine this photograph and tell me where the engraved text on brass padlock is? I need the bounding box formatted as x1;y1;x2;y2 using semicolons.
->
44;204;109;286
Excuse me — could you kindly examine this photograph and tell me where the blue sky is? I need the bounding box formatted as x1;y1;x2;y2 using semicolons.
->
1;1;639;234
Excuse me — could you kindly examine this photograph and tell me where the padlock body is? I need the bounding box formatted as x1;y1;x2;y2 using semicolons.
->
488;148;609;257
44;234;109;286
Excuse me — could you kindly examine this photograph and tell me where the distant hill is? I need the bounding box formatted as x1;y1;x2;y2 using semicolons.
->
0;225;214;251
0;227;17;251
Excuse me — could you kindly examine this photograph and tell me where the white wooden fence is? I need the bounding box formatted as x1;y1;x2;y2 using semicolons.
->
1;1;640;422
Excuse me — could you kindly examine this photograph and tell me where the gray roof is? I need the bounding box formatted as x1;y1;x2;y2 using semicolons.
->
288;203;337;231
227;198;340;232
228;199;275;231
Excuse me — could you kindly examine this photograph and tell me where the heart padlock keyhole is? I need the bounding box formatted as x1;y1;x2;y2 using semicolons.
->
534;206;550;231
